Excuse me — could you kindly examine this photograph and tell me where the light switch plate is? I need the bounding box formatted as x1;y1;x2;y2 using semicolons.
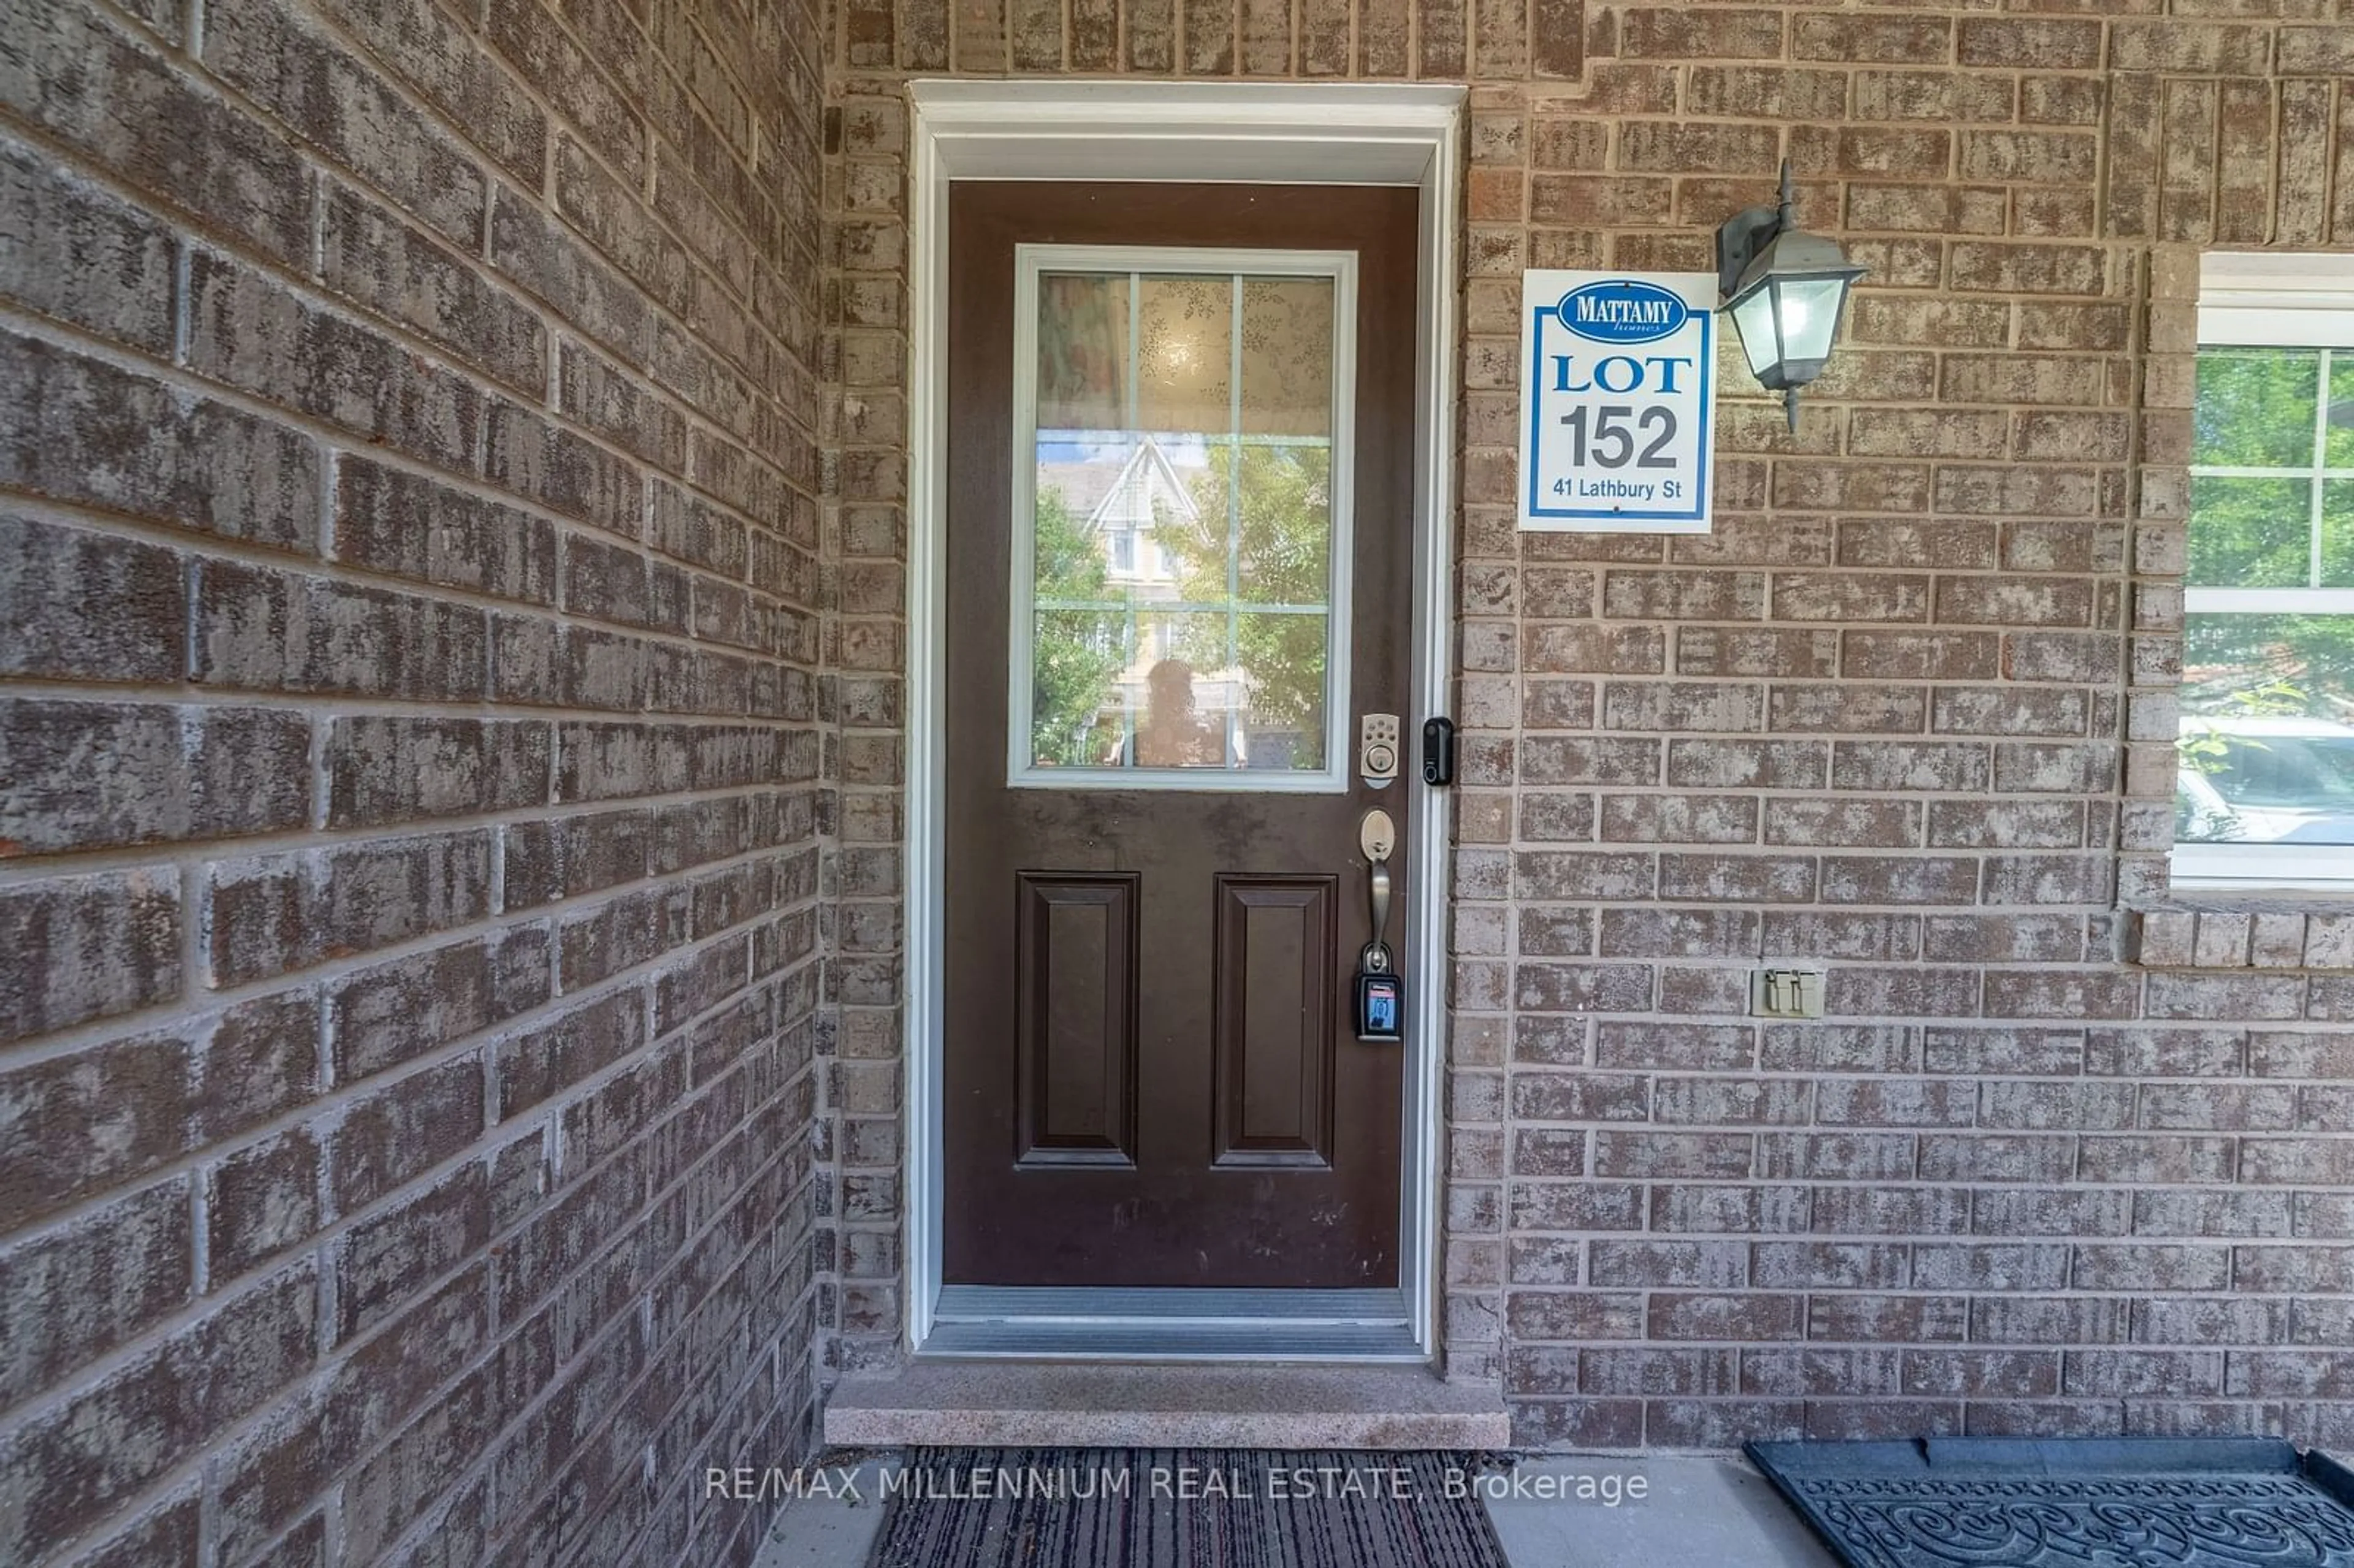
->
1750;965;1826;1020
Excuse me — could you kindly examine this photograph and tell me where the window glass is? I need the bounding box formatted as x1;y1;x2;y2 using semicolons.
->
2193;347;2318;468
1135;276;1233;434
2179;614;2354;847
1036;273;1129;432
1019;261;1347;783
2178;337;2354;872
2185;476;2310;587
1240;278;1335;436
2329;355;2354;469
2324;481;2354;587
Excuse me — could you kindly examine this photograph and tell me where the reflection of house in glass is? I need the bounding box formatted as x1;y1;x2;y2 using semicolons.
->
1024;267;1338;775
1037;435;1200;593
1033;432;1268;769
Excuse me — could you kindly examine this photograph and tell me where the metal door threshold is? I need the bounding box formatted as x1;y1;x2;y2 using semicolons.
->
924;1285;1423;1361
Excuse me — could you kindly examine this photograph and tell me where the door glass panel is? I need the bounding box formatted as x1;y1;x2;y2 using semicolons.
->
1241;279;1335;436
1035;273;1129;431
1015;249;1355;788
1137;276;1233;433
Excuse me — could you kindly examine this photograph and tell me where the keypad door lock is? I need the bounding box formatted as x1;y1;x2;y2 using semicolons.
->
1360;713;1401;788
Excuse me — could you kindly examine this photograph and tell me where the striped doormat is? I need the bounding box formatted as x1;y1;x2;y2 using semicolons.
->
864;1448;1511;1567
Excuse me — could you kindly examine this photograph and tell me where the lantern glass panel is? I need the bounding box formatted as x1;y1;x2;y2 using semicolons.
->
1731;286;1781;381
1777;275;1850;363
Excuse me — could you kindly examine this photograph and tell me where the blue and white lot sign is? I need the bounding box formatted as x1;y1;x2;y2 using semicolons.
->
1518;270;1716;533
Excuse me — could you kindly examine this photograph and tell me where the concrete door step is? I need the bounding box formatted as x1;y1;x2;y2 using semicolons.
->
822;1360;1511;1450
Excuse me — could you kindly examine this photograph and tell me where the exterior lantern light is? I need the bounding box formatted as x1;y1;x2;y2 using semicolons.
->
1716;161;1867;431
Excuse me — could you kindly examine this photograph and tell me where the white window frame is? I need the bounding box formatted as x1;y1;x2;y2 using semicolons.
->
1007;243;1361;793
2176;253;2354;888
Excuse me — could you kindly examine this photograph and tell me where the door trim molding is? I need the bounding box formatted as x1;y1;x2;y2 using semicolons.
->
904;80;1465;1358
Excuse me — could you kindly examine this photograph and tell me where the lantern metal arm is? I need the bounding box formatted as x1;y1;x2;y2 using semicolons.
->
1715;161;1869;431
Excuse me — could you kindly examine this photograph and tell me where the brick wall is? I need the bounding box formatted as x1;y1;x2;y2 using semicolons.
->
818;85;911;1378
2;0;827;1562
827;6;2354;1442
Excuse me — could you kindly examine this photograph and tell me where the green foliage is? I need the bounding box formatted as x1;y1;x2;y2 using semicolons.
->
2174;346;2354;835
1153;444;1333;767
1028;489;1124;766
2189;349;2333;589
2187;476;2314;587
2176;680;2299;843
2179;677;2306;778
2182;614;2354;723
2182;346;2354;722
2194;347;2318;469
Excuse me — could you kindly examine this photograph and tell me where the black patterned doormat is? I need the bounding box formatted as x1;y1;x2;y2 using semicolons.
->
1747;1437;2354;1568
863;1448;1509;1567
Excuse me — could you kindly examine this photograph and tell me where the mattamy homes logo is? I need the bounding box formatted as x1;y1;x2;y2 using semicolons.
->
1555;278;1689;344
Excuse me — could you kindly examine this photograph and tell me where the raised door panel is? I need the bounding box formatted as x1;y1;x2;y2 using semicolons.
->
1212;874;1336;1168
1013;872;1139;1166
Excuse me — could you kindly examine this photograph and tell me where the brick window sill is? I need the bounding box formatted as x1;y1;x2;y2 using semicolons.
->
2128;902;2354;970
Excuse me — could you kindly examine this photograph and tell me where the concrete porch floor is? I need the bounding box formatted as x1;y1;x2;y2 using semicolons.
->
750;1453;1840;1567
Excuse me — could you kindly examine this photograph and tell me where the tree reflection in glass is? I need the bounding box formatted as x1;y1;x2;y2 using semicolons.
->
1023;265;1342;775
2177;344;2354;848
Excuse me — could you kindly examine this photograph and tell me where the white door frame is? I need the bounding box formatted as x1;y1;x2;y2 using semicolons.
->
902;79;1466;1357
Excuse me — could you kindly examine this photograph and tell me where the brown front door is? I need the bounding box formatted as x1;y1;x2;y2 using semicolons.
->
943;182;1418;1290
